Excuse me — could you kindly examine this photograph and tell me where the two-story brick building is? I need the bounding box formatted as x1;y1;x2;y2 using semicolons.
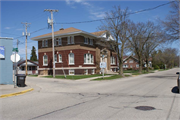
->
31;27;118;75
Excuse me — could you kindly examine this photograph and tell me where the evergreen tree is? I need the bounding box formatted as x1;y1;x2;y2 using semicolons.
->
30;46;37;61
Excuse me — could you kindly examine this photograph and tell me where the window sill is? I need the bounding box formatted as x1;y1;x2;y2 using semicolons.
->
84;63;94;65
69;64;75;65
55;62;63;64
43;65;48;66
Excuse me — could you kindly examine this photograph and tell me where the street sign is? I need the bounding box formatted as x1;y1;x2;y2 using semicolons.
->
100;62;106;68
12;48;18;52
11;53;20;62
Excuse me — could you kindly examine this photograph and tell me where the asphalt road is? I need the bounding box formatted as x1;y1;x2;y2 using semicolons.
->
1;68;180;120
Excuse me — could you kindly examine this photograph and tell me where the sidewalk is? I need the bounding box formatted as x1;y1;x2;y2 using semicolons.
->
0;84;33;98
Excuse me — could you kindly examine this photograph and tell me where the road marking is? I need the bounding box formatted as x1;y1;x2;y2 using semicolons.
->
0;88;34;98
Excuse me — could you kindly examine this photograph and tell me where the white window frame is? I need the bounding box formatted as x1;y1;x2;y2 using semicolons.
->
84;53;94;64
58;38;62;45
69;69;75;75
42;40;45;47
84;38;88;44
58;54;62;62
45;40;48;47
67;36;74;44
69;53;74;65
89;39;93;45
84;69;88;75
67;36;70;44
54;38;58;46
91;69;95;74
71;36;74;44
136;64;139;68
111;56;116;65
54;54;57;63
43;55;48;66
124;61;127;63
129;60;133;63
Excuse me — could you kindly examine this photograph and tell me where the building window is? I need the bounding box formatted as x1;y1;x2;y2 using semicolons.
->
84;69;88;75
67;36;74;44
123;64;128;68
114;68;116;72
58;38;62;45
42;40;44;47
84;38;88;44
84;53;94;64
58;54;62;62
89;39;93;45
130;65;132;68
69;53;74;65
111;56;115;65
69;69;74;75
54;54;57;62
91;69;95;74
45;40;48;47
42;40;48;47
54;38;58;46
136;64;139;68
43;55;48;66
129;60;133;63
124;61;127;63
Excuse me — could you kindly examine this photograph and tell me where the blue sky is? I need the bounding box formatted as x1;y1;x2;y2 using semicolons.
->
0;0;177;60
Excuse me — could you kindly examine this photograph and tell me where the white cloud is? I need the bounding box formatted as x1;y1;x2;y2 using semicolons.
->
65;0;105;19
5;27;11;29
16;28;23;31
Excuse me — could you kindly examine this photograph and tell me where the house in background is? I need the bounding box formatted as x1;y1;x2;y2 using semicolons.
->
123;55;152;70
17;60;38;75
31;27;118;75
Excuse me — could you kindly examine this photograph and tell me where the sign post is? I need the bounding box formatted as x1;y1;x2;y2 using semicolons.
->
100;62;106;79
11;52;20;88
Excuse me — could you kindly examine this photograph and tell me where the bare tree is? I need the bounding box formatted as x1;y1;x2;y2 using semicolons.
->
162;0;179;41
128;21;158;73
143;24;164;72
99;6;130;76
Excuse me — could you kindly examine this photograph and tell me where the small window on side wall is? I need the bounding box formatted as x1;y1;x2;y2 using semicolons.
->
43;55;48;66
59;54;62;62
69;69;74;75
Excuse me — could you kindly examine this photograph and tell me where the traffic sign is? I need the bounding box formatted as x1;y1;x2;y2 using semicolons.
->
11;53;20;62
12;48;18;52
100;62;106;68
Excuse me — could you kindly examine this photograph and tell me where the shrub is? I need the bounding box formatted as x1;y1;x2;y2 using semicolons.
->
127;68;132;70
154;65;160;70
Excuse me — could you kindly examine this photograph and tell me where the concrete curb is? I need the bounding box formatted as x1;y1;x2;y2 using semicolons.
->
0;88;34;98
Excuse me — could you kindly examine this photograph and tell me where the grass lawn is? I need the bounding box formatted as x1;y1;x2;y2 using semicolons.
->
92;75;123;81
43;74;106;80
28;75;38;77
124;70;155;75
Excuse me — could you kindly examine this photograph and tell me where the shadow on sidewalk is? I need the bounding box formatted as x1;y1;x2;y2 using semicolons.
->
171;86;179;94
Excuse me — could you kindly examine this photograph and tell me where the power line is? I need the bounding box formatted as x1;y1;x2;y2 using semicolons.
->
55;1;174;25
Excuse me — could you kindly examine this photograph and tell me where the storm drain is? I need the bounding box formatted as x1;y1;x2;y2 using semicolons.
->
135;106;155;111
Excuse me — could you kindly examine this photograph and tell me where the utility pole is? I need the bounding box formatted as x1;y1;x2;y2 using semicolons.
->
44;9;58;78
22;22;31;75
16;39;19;75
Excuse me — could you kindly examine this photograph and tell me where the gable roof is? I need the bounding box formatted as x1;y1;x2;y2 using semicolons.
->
18;60;38;66
91;31;106;36
123;55;139;62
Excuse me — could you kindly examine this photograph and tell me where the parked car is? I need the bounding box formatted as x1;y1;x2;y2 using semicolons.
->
176;72;180;93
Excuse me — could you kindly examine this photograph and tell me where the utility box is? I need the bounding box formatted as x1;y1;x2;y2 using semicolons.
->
0;37;13;84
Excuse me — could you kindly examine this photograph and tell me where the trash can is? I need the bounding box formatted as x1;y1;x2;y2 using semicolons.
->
16;74;26;87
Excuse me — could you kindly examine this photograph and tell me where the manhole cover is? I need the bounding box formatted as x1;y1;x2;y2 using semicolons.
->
135;106;155;111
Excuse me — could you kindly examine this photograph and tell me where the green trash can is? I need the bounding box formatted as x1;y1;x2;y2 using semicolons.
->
16;74;26;87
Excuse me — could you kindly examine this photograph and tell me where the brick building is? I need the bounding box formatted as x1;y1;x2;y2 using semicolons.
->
31;27;118;75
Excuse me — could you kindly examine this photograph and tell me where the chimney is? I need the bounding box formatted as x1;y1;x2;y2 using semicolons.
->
59;28;64;30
